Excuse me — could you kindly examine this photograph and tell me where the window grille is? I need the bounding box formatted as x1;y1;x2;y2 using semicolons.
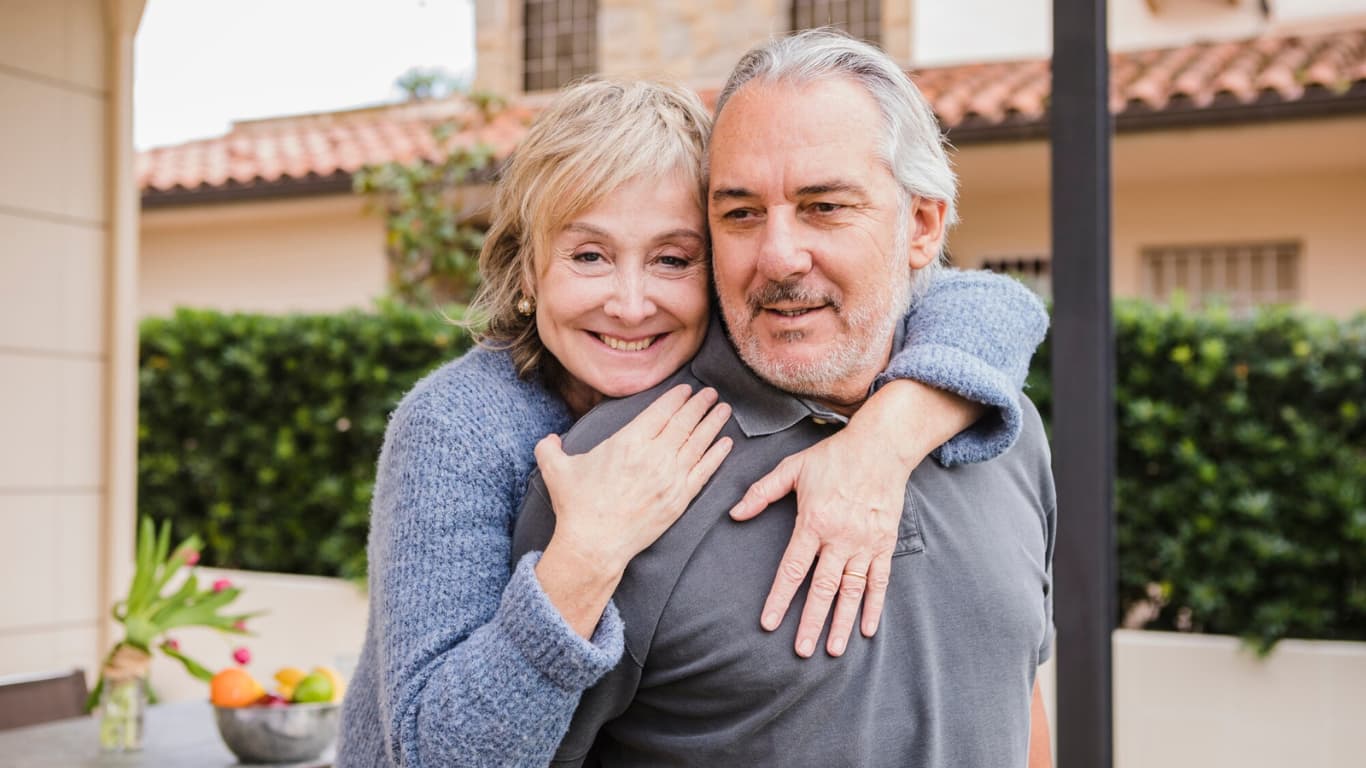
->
523;0;597;92
791;0;882;46
1141;240;1299;312
981;255;1052;300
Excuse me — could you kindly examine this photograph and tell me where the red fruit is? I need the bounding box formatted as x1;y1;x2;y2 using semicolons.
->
255;693;288;708
232;647;251;665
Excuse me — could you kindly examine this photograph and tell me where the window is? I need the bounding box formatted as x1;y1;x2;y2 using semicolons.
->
523;0;597;92
791;0;882;46
981;255;1051;300
1141;240;1299;312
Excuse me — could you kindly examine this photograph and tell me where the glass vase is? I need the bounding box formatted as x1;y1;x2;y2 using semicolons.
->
98;675;148;753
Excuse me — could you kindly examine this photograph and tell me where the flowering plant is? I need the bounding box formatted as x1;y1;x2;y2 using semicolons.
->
89;516;260;711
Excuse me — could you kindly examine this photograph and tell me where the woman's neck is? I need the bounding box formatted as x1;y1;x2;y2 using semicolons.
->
558;377;603;420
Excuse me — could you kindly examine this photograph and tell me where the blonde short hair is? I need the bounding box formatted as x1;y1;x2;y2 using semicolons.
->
470;78;711;387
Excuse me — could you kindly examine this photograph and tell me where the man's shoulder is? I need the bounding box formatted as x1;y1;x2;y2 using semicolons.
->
558;367;702;456
1003;392;1051;464
988;392;1056;516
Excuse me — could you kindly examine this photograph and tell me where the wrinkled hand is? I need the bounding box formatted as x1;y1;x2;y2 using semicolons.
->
537;384;733;577
729;428;910;658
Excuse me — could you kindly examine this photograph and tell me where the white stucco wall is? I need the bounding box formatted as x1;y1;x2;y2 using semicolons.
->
139;195;388;317
950;116;1366;317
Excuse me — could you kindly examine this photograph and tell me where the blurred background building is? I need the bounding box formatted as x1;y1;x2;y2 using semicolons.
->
137;0;1366;318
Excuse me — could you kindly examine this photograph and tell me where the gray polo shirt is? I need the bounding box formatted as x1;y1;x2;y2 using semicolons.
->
511;318;1055;767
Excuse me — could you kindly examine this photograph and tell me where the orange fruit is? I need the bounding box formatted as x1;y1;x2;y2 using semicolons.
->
210;667;264;708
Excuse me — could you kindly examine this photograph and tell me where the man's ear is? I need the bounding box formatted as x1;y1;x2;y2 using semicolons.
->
907;197;948;270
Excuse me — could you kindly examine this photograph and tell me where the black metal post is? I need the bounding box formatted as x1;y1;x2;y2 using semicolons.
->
1051;1;1115;767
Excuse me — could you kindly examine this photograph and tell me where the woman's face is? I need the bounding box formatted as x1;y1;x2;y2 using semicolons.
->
533;171;710;414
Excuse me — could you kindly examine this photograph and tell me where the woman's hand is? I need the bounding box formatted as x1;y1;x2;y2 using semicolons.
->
728;380;982;657
534;385;732;636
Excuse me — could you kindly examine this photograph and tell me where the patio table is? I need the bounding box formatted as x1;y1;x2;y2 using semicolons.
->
0;700;332;768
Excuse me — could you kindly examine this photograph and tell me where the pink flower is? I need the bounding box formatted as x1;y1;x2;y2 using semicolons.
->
232;647;251;665
233;619;247;632
163;638;180;652
212;578;233;593
181;549;201;566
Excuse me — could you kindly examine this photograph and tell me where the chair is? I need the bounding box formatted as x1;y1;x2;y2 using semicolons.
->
0;669;89;731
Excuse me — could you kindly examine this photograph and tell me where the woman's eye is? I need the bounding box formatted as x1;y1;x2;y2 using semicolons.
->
657;255;691;269
572;250;605;263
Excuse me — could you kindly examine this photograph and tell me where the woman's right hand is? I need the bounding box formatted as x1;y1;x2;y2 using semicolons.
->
536;384;733;578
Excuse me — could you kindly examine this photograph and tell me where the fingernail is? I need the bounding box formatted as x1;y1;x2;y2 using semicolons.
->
761;611;779;630
830;637;846;656
865;621;879;637
797;638;815;657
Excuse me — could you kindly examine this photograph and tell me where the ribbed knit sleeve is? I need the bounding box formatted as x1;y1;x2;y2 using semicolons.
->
877;269;1049;466
338;350;624;768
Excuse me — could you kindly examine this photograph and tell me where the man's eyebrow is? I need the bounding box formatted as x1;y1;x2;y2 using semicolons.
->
796;181;867;197
710;187;754;202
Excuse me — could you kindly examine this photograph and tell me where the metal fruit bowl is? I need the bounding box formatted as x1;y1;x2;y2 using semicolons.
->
213;701;340;764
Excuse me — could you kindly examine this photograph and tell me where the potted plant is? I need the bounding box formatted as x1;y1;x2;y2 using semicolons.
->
91;516;259;752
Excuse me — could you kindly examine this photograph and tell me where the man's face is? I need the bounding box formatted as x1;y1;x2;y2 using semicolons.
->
707;77;940;408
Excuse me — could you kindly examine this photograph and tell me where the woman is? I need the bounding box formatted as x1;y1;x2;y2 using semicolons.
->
338;79;1046;767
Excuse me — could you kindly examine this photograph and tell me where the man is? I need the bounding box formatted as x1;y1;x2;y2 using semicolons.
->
512;30;1055;767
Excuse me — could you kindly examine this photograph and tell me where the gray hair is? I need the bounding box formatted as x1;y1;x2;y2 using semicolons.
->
712;28;957;275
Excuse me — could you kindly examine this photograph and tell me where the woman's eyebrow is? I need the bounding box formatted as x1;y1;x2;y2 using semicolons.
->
655;228;706;243
562;222;612;238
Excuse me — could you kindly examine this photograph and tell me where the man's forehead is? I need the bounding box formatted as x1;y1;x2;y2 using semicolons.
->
708;77;884;187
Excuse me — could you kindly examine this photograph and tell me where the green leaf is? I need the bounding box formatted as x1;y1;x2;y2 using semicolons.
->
160;643;214;682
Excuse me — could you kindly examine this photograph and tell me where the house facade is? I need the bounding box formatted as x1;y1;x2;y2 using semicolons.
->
140;0;1366;318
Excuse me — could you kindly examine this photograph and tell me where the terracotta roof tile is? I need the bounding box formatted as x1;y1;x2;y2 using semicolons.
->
140;28;1366;201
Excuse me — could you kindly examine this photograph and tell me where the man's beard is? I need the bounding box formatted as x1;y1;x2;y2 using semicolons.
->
726;278;909;399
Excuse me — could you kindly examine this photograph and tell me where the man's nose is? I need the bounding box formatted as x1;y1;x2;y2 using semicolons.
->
756;210;812;281
603;268;657;324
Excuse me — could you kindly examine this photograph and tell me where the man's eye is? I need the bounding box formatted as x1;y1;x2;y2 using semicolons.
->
722;208;754;221
811;202;843;214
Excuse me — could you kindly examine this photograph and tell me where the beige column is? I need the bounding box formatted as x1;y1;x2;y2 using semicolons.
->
99;0;145;662
882;0;914;65
473;0;523;96
0;0;141;682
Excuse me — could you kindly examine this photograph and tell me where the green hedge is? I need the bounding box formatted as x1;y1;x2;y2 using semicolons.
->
1027;304;1366;651
140;302;1366;649
138;304;469;579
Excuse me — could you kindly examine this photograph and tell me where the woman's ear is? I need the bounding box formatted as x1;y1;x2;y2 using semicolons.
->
907;196;948;270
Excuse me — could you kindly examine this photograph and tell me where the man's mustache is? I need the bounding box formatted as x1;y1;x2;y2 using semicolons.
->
746;280;842;318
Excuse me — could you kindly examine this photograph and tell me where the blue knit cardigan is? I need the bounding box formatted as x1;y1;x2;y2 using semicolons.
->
337;269;1048;767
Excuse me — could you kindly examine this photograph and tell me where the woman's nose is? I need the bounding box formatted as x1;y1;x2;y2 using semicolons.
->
603;270;657;324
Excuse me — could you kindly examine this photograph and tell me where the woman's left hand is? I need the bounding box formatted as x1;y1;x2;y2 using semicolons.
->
728;428;907;658
728;380;983;658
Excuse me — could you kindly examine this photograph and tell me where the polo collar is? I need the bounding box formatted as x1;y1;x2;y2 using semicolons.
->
690;314;852;438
